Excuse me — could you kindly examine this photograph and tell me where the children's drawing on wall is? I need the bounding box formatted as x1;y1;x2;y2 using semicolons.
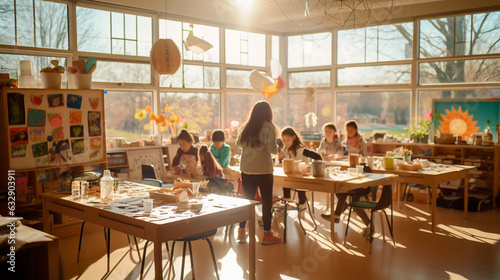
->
7;92;25;125
70;111;82;125
35;155;48;167
10;127;28;146
48;140;61;167
89;97;99;110
67;94;82;109
90;137;101;150
71;138;85;155
30;94;43;106
31;142;48;158
88;111;101;136
51;127;64;142
11;144;27;158
27;108;46;127
47;94;64;108
70;125;84;138
61;150;73;165
48;113;63;127
29;128;45;143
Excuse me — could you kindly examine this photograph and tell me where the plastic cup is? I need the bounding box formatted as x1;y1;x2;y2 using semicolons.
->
356;165;364;174
72;181;81;200
347;168;357;176
80;181;89;199
367;157;375;169
143;199;154;213
349;153;360;167
192;182;200;197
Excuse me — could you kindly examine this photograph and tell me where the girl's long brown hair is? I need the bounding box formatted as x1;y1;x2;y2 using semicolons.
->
281;126;304;157
322;122;339;140
240;101;275;148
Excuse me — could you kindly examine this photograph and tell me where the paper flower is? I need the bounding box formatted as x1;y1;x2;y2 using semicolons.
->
68;66;80;74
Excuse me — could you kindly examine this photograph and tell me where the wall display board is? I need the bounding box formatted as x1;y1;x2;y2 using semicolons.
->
433;99;500;142
127;148;165;182
3;88;106;170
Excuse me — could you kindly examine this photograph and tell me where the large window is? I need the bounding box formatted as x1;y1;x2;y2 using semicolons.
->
160;92;221;137
104;91;153;141
0;53;67;85
93;61;151;84
225;29;266;67
289;93;332;133
419;58;500;84
338;22;413;64
338;65;411;86
77;7;152;56
337;92;411;138
0;0;68;49
288;32;331;68
160;66;220;89
288;71;330;89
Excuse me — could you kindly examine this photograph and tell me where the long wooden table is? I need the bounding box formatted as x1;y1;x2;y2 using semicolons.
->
370;164;476;232
272;167;398;241
41;188;259;279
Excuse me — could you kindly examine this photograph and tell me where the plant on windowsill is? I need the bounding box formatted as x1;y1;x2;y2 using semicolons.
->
405;110;442;144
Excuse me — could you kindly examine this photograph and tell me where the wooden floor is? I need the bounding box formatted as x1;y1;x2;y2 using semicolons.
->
59;194;500;280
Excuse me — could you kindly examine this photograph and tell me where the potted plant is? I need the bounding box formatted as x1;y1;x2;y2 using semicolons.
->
405;110;442;144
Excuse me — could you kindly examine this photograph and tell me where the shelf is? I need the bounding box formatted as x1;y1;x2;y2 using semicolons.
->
108;164;129;169
14;160;107;173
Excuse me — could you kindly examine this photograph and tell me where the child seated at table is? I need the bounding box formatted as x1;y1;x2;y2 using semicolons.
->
278;126;322;213
318;122;343;161
199;145;233;194
172;129;198;177
345;120;366;156
210;129;231;168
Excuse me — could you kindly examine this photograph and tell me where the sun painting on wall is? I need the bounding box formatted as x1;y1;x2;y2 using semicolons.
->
438;106;480;139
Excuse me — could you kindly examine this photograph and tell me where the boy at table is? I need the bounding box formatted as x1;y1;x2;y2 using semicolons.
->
210;129;231;168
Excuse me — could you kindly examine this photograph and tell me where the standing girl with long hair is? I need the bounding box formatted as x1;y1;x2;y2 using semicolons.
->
236;100;281;245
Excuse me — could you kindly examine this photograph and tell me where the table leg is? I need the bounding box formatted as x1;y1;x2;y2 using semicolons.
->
249;206;256;280
464;171;469;218
326;193;330;212
431;184;437;233
330;190;335;241
42;197;51;234
154;241;163;279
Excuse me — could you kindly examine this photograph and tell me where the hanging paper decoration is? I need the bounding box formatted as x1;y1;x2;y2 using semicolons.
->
304;112;318;128
262;76;287;98
305;87;316;103
249;69;274;91
150;39;182;75
185;24;213;54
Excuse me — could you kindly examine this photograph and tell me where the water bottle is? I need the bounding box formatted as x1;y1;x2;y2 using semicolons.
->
100;170;114;202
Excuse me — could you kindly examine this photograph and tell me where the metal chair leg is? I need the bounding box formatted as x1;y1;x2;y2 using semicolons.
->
306;199;318;231
167;242;177;280
106;228;111;272
77;221;86;263
205;238;220;280
283;200;288;243
140;241;150;280
133;237;141;260
187;241;195;279
180;241;187;279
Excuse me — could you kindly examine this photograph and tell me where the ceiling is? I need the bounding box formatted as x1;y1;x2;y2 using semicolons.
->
92;0;500;33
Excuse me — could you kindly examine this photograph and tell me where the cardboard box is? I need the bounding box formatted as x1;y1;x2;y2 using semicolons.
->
42;180;61;193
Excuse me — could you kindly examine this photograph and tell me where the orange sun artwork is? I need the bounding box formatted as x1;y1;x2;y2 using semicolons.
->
438;106;480;139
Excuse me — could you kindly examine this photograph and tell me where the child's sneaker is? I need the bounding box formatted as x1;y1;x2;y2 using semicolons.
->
237;228;247;243
261;232;281;245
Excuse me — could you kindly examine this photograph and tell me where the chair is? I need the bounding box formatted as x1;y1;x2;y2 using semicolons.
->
401;183;433;203
344;185;395;248
281;191;317;244
167;229;220;280
141;178;163;188
142;164;157;180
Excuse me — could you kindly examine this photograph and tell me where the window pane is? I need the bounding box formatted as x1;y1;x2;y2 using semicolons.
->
338;65;411;86
288;32;331;68
338;23;413;64
272;35;280;60
104;91;153;141
337;92;411;138
138;16;152;56
93;61;151;83
35;0;68;49
17;0;34;46
289;71;330;89
419;15;471;58
124;14;136;40
226;69;252;89
160;70;182;88
472;12;500;55
226;29;265;66
160;92;220;137
289;93;332;133
419;58;500;84
0;0;16;45
77;7;111;53
0;53;68;86
159;65;219;89
226;93;286;131
112;12;124;38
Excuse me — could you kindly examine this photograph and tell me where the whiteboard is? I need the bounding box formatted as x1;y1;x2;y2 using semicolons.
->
127;148;165;182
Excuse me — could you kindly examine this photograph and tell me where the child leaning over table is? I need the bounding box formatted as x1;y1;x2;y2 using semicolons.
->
199;145;232;193
278;126;322;215
172;129;198;177
210;129;231;168
318;122;344;161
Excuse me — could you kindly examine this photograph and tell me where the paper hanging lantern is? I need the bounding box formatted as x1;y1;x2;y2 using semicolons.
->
185;33;213;54
150;39;181;75
249;69;274;91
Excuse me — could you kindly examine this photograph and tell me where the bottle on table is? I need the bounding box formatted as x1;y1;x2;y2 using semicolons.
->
100;170;114;202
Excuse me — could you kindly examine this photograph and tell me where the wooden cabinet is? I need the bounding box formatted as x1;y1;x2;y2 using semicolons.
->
370;142;500;206
1;88;107;231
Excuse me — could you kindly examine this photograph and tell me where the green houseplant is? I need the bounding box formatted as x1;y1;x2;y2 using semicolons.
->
406;110;442;143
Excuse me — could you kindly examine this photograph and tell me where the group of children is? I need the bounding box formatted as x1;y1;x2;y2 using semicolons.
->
170;101;369;245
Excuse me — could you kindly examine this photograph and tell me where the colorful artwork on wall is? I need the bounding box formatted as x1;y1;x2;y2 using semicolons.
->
47;94;64;107
30;94;43;106
10;127;28;145
27;108;46;127
48;113;63;127
89;97;99;110
51;127;64;142
70;125;84;138
8;92;25;125
70;111;82;125
88;111;101;136
67;94;82;109
29;128;45;143
71;138;85;155
31;142;48;158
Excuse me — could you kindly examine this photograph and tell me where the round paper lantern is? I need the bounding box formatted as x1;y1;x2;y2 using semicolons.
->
150;39;181;75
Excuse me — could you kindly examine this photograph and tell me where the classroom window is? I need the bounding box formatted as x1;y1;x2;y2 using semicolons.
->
337;23;413;64
77;7;152;56
0;53;67;86
419;58;500;84
288;71;330;89
160;92;221;136
226;93;286;131
288;32;332;68
337;91;411;138
92;61;151;84
225;29;266;67
337;65;411;86
0;0;68;49
289;93;332;133
226;69;253;89
160;65;220;89
104;91;153;141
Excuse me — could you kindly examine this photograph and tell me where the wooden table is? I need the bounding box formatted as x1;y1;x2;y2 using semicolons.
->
41;189;259;279
271;167;397;241
370;164;476;232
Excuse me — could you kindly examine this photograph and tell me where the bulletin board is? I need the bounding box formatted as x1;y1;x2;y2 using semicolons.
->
433;99;500;142
3;88;106;170
127;148;165;182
